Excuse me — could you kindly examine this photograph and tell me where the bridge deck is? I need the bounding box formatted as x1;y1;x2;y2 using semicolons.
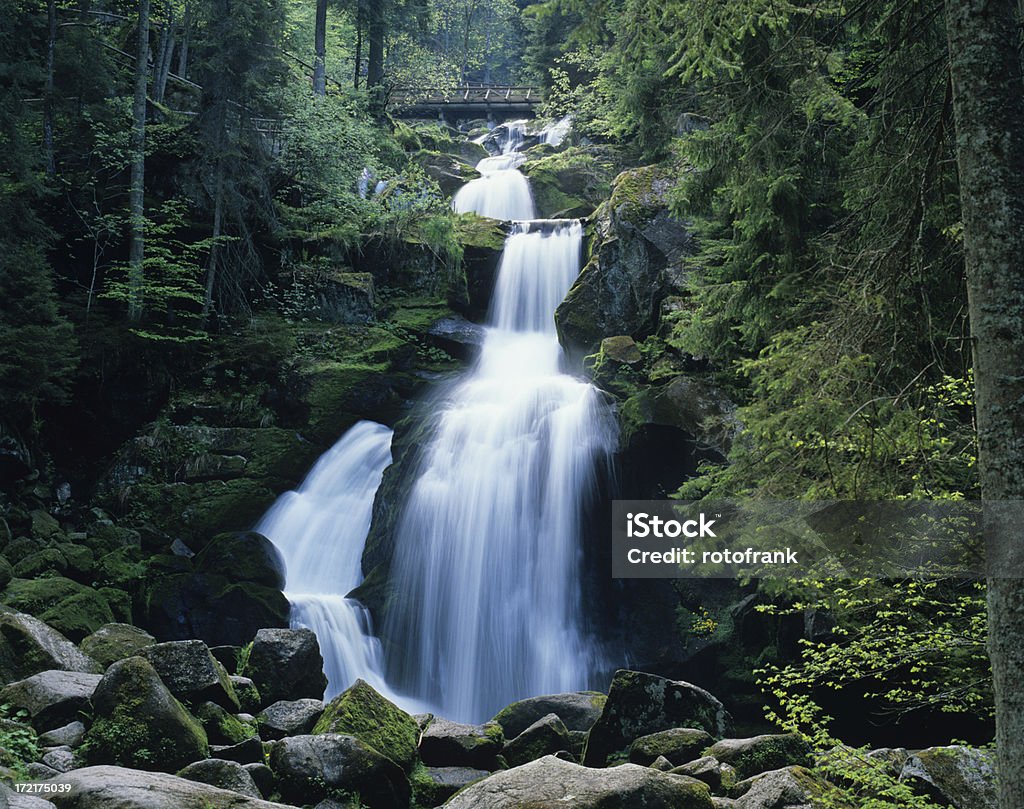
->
391;86;541;118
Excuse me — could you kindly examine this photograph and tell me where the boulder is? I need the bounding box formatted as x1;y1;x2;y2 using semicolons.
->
81;656;208;771
444;755;714;809
194;701;256;746
411;765;489;807
314;271;379;324
258;698;324;740
177;758;263;799
731;765;841;808
244;628;326;706
313;679;418;771
898;745;997;809
0;609;100;686
1;578;114;643
230;676;262;713
243;762;275;798
141;640;240;711
210;736;264;765
41;747;75;773
503;713;572;767
629;727;715;767
705;734;813;780
38;721;86;749
45;765;293;808
1;782;57;809
268;733;410;809
414;150;481;196
0;670;102;730
78;623;155;668
492;690;607;737
193;533;285;590
672;756;737;793
419;717;503;770
583;670;728;766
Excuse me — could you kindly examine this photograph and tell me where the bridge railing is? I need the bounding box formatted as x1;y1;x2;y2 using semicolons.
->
390;86;540;106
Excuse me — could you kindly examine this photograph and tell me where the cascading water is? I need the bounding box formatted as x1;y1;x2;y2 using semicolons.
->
255;421;401;701
383;128;618;722
453;121;536;221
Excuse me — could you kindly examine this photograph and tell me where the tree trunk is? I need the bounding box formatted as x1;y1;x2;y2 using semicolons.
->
353;1;363;89
128;0;151;321
154;3;177;104
43;0;56;176
945;2;1024;807
367;0;385;114
313;0;327;95
177;1;193;79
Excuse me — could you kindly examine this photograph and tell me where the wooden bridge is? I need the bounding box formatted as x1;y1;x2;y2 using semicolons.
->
390;86;541;120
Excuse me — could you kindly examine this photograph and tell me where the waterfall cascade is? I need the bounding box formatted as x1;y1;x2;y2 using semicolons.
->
255;120;616;722
383;126;617;722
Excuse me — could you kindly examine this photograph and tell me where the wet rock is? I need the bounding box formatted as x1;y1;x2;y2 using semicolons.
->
313;679;419;771
0;670;102;730
411;765;489;806
898;745;997;809
78;623;155;668
583;670;728;767
141;640;240;711
46;765;293;808
419;717;504;770
0;609;100;686
444;754;713;809
81;656;208;771
244;628;327;706
194;533;285;590
492;690;607;737
705;734;813;780
258;698;325;740
178;758;263;799
503;713;572;767
268;733;411;809
629;727;715;767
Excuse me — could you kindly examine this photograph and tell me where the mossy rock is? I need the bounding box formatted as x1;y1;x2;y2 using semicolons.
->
193;532;286;589
303;361;398;445
195;700;257;745
81;656;208;771
313;678;419;772
413;150;481;196
521;146;619;219
0;557;11;590
11;547;67;578
56;543;95;578
80;623;156;668
1;577;114;642
705;733;813;780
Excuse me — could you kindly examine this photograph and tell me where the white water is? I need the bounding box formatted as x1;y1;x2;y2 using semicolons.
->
255;421;404;702
453;121;536;221
385;132;617;721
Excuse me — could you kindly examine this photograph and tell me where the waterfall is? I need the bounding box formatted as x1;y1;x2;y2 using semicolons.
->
384;133;617;722
453;121;536;221
255;421;403;702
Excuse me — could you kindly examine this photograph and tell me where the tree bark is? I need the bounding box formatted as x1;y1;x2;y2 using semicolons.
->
313;0;327;95
367;0;385;115
43;0;56;176
128;0;151;321
177;1;193;79
154;4;177;104
353;0;363;89
945;2;1024;807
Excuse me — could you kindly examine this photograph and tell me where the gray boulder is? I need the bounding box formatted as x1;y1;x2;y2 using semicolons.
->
78;623;155;668
243;762;275;798
731;765;838;808
243;628;326;706
0;609;100;685
583;670;728;766
81;656;208;771
671;756;738;793
41;747;75;773
257;698;324;740
38;721;86;749
178;758;263;799
141;640;240;711
444;755;713;809
899;746;997;809
411;765;489;807
268;733;410;809
492;691;607;737
705;734;813;780
210;736;264;765
419;717;503;770
1;782;57;809
629;727;715;767
503;713;572;767
45;765;293;808
0;670;102;730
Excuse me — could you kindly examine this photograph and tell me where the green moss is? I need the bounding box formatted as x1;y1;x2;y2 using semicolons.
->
196;701;256;745
1;576;115;642
314;679;419;772
453;213;508;251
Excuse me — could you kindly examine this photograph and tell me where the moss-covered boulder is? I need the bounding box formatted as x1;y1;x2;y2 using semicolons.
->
0;608;100;685
313;679;419;772
898;746;997;809
79;623;155;668
704;734;812;780
409;763;489;807
503;713;572;767
582;670;727;767
141;640;240;712
243;627;326;706
268;733;411;809
194;701;257;746
730;765;852;807
81;656;208;771
0;579;114;643
0;557;12;591
193;532;285;590
419;718;504;770
671;755;737;793
629;727;715;767
414;150;481;195
492;690;607;738
521;145;619;219
444;755;714;809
